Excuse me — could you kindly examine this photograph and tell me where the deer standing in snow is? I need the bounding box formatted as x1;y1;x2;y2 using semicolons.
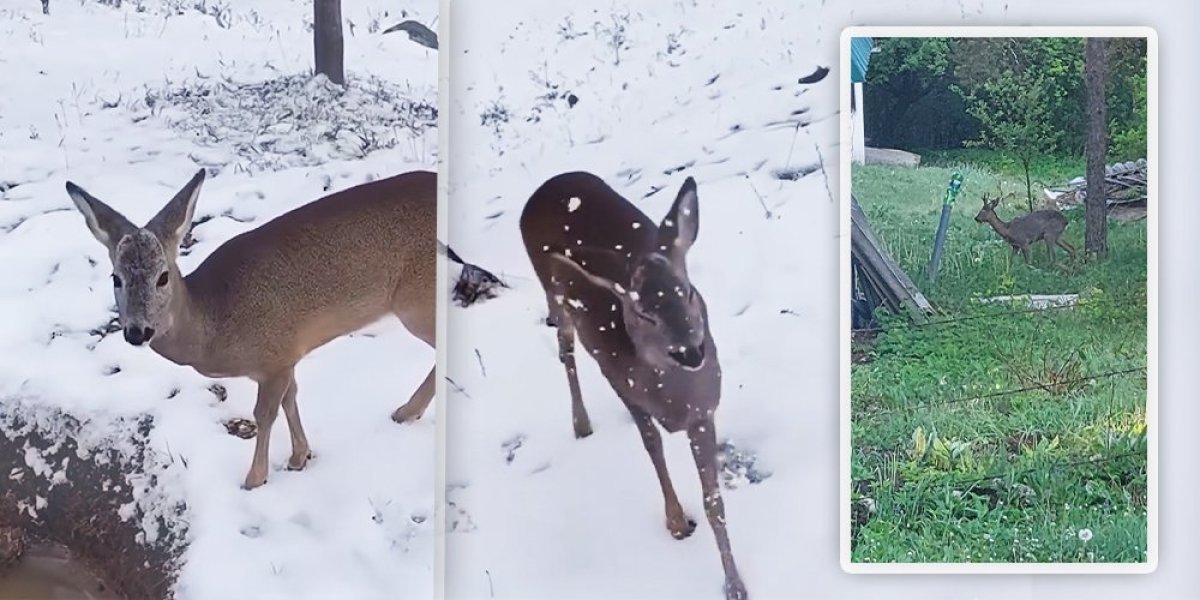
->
520;172;746;600
67;170;492;490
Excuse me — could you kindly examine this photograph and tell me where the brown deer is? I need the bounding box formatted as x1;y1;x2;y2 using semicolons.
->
66;169;496;490
520;172;746;600
975;193;1077;264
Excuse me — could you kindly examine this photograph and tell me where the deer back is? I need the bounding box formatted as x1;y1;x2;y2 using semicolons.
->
1006;209;1068;244
181;171;436;374
520;172;721;430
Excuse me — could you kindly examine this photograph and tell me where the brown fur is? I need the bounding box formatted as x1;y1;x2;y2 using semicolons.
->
975;195;1077;264
520;172;746;600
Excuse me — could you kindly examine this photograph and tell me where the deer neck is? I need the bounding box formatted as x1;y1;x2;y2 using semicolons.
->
984;213;1015;242
148;272;212;370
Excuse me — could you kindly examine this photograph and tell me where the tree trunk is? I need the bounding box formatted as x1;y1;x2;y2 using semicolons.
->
313;0;345;86
1022;156;1034;212
1084;38;1109;259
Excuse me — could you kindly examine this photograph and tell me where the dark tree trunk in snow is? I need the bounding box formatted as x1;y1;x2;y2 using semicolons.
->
314;0;345;86
1084;38;1109;259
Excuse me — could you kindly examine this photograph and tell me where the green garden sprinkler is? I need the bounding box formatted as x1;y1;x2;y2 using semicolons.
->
928;171;964;284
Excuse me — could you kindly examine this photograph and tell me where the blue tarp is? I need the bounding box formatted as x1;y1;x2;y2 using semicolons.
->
850;37;873;83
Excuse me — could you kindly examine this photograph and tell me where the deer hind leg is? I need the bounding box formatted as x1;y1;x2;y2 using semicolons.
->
688;419;746;600
556;316;593;438
280;370;313;471
628;405;695;539
391;299;436;424
1057;236;1078;261
244;371;293;490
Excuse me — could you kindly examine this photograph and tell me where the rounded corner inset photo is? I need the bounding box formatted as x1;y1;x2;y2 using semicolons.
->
840;26;1156;574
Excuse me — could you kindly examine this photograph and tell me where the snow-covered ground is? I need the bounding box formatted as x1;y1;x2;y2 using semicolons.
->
444;1;838;598
0;1;437;598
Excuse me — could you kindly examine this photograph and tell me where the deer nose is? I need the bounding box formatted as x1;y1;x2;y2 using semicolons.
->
669;345;705;370
124;325;155;346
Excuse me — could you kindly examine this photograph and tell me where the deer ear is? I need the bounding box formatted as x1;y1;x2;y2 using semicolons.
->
547;252;629;297
65;181;137;252
146;169;205;248
657;177;698;265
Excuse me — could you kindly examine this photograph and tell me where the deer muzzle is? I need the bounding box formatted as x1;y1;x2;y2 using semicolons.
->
669;345;705;370
124;324;156;346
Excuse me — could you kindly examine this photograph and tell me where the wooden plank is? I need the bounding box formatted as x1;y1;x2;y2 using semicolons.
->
850;195;933;323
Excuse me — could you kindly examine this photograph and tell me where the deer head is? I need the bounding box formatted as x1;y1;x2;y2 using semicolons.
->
975;193;1002;223
66;170;205;346
549;177;707;371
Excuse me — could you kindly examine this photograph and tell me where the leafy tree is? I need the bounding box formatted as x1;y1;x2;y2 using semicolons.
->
861;36;1146;173
862;39;978;149
962;67;1060;211
1107;39;1147;161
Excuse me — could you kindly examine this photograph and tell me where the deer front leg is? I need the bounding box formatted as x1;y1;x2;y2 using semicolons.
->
544;291;562;328
245;372;292;490
556;318;592;438
392;366;435;423
628;405;695;539
1020;244;1032;264
688;419;746;600
279;370;313;471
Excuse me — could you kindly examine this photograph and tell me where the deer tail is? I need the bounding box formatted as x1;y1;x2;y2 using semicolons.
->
439;241;507;307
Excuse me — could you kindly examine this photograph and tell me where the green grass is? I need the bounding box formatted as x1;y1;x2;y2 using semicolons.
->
922;148;1085;192
850;162;1148;564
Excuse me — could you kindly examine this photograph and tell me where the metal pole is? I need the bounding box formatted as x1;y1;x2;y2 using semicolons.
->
928;171;963;284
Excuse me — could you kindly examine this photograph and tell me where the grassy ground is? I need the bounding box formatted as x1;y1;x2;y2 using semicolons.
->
849;162;1148;564
921;148;1086;190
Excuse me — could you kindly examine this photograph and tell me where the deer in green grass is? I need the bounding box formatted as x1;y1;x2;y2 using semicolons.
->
974;192;1077;264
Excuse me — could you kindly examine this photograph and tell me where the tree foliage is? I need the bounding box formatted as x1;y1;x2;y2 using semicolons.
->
862;37;1147;169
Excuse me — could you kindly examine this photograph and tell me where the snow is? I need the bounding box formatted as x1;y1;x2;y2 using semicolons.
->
0;1;436;598
444;1;835;598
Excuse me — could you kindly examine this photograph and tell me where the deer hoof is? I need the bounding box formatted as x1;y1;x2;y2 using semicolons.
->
573;423;593;439
668;516;697;540
287;451;314;471
391;405;424;424
242;472;268;491
724;578;748;600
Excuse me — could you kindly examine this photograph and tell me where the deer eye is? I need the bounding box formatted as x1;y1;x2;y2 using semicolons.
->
156;272;169;287
112;274;123;288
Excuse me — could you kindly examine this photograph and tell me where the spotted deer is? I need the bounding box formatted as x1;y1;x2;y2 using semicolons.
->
975;193;1077;264
520;172;746;600
66;169;496;490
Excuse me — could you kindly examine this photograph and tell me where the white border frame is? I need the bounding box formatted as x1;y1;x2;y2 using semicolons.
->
838;25;1159;575
434;0;451;596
